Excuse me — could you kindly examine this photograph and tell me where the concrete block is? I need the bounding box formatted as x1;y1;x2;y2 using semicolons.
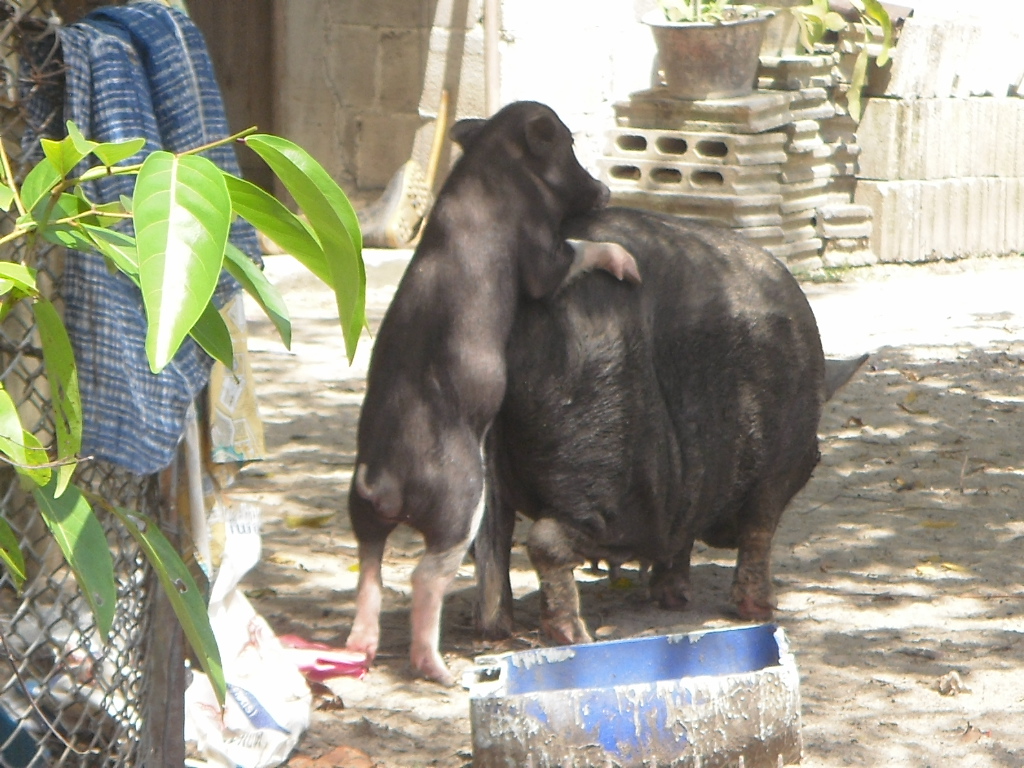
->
780;177;830;215
814;203;873;239
788;87;837;122
758;54;837;91
422;26;486;119
822;238;878;268
766;238;823;268
819;114;859;146
616;89;795;134
853;176;1024;263
856;97;904;181
609;189;783;228
603;127;788;166
380;29;430;112
599;157;782;195
873;18;948;98
781;218;817;244
737;225;785;246
780;119;826;154
356;112;424;188
780;154;833;184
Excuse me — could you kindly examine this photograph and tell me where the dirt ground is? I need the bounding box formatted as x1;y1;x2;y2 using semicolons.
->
231;250;1024;768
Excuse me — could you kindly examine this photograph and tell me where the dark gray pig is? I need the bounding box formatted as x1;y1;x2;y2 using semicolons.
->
346;102;639;684
476;207;866;644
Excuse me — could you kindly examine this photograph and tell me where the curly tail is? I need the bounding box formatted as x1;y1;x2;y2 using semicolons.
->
354;463;404;521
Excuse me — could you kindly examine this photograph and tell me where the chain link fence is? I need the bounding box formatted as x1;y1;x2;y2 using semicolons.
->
1;2;185;764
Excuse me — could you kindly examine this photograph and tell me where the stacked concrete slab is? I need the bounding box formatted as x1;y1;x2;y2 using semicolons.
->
600;54;857;272
852;10;1024;263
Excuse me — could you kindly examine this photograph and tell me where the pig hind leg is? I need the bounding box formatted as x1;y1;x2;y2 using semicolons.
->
346;528;390;661
730;478;807;620
527;517;594;645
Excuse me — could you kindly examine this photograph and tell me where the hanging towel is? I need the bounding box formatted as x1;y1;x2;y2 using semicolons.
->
45;2;261;475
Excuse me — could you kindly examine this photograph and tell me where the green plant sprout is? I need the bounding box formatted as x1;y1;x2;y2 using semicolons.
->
792;0;893;120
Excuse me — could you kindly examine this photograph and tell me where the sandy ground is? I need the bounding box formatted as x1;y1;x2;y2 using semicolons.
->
231;249;1024;768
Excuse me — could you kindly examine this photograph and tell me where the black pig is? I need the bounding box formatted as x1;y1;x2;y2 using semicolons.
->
475;207;866;643
346;102;639;684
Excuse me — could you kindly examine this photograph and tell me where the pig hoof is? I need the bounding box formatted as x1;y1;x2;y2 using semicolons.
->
411;651;456;687
477;616;515;641
734;594;776;621
650;576;691;611
540;616;593;646
345;633;379;663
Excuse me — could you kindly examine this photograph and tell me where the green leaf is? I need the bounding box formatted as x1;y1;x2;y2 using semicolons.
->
134;151;232;373
824;11;847;32
860;0;892;66
20;157;62;214
0;385;50;487
244;134;365;362
0;262;39;295
0;516;26;592
848;47;869;121
66;121;98;156
109;504;225;705
224;242;291;349
92;138;147;168
33;481;116;638
81;224;140;277
33;299;82;496
41;135;89;178
188;299;234;369
224;174;330;283
0;182;14;212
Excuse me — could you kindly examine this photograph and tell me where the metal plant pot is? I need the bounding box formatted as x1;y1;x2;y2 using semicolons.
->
644;8;775;100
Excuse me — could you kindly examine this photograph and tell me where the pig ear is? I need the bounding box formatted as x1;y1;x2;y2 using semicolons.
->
450;118;487;150
523;113;558;158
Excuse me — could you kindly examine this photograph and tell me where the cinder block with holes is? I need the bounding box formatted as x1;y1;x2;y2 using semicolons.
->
598;157;782;196
603;127;788;167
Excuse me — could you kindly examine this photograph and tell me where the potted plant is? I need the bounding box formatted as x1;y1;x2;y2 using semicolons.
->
643;0;777;99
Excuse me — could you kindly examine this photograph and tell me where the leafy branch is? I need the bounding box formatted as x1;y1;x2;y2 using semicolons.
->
0;122;365;705
792;0;893;121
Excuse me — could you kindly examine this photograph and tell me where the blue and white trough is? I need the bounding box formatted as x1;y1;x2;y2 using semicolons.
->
467;623;801;767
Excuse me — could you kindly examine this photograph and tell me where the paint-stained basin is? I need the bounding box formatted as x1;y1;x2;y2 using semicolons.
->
467;624;801;767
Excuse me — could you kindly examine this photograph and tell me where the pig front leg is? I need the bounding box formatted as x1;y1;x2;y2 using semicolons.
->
649;536;696;611
563;239;642;289
527;518;592;645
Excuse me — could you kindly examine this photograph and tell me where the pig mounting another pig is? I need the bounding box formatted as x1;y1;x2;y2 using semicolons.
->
345;101;638;685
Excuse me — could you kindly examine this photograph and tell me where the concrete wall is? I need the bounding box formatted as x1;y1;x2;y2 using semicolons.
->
271;0;442;193
265;0;660;197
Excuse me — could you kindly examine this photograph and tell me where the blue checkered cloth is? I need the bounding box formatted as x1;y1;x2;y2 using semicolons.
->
46;3;262;475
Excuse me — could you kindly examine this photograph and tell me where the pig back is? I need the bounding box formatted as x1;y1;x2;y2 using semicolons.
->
565;208;827;547
493;207;826;562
